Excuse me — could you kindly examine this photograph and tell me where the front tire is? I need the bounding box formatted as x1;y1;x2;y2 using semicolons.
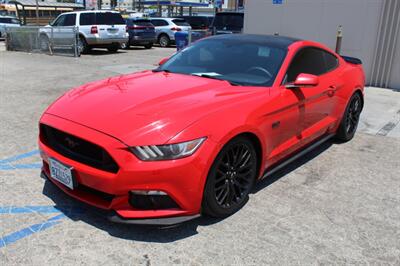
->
39;35;50;52
336;92;363;142
202;137;258;218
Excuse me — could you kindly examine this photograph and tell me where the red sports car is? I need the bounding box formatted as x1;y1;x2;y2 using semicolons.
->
39;34;365;225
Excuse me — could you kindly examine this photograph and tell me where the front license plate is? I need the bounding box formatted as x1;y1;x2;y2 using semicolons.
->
49;158;74;190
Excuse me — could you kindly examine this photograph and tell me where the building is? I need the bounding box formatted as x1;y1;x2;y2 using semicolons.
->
244;0;400;89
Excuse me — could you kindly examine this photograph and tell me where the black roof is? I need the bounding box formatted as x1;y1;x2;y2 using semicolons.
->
205;34;301;49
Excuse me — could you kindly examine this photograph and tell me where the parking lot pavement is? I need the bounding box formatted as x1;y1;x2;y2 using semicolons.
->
0;48;399;265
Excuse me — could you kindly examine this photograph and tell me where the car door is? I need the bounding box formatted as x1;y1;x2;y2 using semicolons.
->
49;14;66;45
283;47;340;144
151;19;168;39
55;13;76;47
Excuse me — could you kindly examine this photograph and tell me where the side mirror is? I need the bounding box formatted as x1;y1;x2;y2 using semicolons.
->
158;57;169;66
286;73;319;88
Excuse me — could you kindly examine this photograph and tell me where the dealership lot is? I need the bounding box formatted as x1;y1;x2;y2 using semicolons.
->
0;44;399;265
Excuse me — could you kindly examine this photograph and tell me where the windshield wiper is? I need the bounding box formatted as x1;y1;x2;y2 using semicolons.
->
191;74;243;86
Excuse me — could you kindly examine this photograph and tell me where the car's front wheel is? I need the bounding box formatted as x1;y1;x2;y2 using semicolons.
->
202;136;258;218
336;92;363;142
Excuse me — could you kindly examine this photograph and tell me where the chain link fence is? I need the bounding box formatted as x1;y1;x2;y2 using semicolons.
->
5;26;80;57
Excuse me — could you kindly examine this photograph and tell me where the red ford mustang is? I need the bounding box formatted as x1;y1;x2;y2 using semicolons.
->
39;34;365;225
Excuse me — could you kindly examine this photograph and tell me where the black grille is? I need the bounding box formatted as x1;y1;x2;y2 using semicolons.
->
40;124;119;173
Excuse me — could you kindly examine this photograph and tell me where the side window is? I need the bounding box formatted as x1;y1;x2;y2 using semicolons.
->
285;47;338;83
63;14;76;26
79;13;95;26
152;19;168;26
52;15;65;26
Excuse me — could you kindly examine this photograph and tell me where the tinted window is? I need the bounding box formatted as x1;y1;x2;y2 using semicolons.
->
0;17;19;24
134;20;153;26
159;38;287;87
79;13;95;25
172;19;190;26
95;13;125;25
213;13;243;30
63;14;76;26
181;16;210;29
52;15;66;26
151;19;168;26
286;47;338;83
324;51;339;72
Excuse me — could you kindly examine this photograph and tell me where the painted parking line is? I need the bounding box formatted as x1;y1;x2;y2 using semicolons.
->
0;150;41;170
0;205;87;248
0;214;65;248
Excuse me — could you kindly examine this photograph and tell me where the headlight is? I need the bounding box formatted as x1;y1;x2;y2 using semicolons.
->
130;137;206;161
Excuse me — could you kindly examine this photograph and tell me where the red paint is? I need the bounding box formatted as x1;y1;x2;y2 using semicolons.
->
39;39;364;220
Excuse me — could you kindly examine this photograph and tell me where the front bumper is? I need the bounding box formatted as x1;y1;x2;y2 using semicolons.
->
38;113;215;223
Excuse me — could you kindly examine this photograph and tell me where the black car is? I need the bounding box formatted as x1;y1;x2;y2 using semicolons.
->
211;12;244;35
175;15;214;30
125;18;156;49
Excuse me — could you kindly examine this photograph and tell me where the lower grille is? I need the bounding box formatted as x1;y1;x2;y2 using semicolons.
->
40;124;119;173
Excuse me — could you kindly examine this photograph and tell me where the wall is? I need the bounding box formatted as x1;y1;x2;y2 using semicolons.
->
244;0;398;88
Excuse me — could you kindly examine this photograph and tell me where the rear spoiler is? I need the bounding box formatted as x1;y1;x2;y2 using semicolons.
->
341;55;362;65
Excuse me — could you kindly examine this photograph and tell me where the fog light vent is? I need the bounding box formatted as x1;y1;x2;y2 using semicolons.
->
129;190;180;210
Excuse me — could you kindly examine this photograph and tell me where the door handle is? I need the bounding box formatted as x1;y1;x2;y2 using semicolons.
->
327;85;337;97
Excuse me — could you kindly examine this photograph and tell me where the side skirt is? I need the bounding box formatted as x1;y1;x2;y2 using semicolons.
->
261;134;335;179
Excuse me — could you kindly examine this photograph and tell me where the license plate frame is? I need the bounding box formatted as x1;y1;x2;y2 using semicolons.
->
49;158;76;190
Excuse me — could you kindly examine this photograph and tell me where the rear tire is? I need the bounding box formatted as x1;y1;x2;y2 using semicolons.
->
158;34;170;48
335;92;363;142
77;36;90;54
202;137;258;218
144;43;153;49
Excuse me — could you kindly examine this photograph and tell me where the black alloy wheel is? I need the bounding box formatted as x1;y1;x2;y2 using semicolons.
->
336;92;363;141
202;137;257;218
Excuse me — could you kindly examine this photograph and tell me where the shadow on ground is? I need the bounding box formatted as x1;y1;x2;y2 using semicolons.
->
42;139;334;243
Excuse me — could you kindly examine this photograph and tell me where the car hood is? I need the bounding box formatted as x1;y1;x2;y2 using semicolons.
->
45;71;264;145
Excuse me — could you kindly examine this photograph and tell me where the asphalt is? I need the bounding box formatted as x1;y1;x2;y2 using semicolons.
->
0;42;399;265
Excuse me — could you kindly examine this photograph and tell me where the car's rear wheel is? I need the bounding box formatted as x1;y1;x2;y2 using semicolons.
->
77;36;90;54
158;34;170;48
202;137;257;218
336;92;363;142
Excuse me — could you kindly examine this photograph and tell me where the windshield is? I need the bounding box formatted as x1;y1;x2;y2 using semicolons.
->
158;38;286;87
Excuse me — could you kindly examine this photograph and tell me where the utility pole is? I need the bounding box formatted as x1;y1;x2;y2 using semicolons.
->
35;0;39;25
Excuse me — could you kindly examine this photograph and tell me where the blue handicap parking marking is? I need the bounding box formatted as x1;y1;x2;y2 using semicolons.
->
0;150;41;170
0;213;65;248
0;205;87;248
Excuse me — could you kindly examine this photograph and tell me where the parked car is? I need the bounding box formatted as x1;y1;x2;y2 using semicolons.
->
149;17;191;47
39;11;128;53
211;12;244;35
125;18;156;49
0;16;20;38
39;34;365;225
175;15;213;31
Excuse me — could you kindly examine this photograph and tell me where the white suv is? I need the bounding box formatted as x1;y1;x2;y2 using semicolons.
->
40;11;128;53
